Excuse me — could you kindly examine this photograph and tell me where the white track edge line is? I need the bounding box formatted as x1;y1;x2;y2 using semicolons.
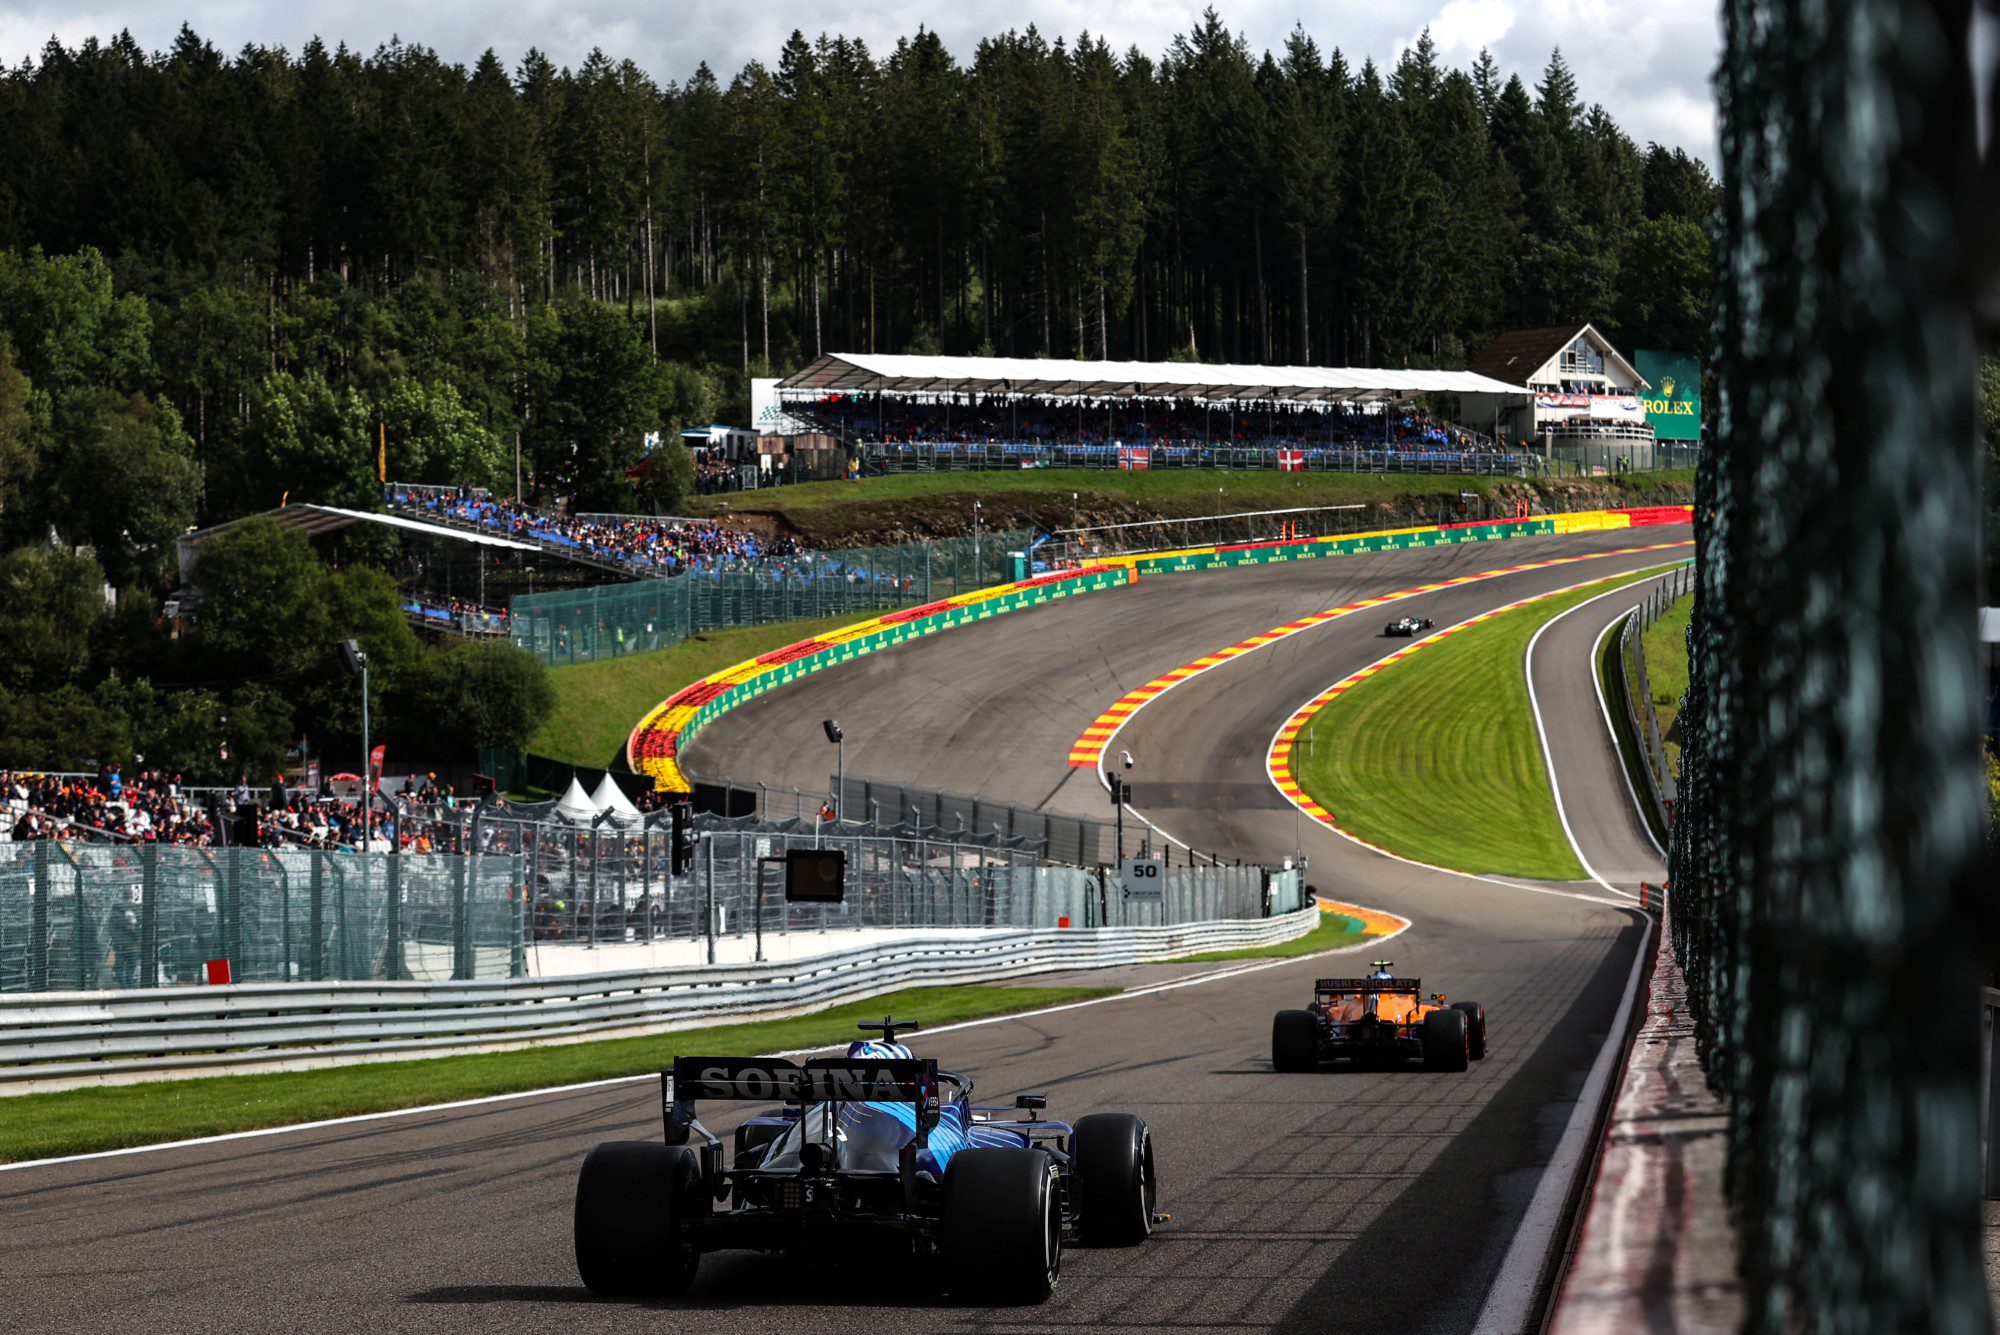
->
1522;576;1676;898
1471;906;1654;1334
1257;563;1689;910
0;926;1405;1177
1087;542;1678;812
1589;613;1670;862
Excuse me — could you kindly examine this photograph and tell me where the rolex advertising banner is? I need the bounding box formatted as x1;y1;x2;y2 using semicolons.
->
1635;349;1702;440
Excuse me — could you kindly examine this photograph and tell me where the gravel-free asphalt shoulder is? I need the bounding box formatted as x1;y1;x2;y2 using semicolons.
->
0;529;1683;1334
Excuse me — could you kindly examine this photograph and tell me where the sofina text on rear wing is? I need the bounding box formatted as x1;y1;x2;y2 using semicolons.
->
662;1056;942;1144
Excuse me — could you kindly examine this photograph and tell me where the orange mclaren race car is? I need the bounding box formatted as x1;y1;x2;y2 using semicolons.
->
1270;961;1487;1072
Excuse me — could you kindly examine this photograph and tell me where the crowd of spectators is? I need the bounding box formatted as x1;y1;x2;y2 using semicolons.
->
801;393;1501;455
0;766;481;852
390;487;801;577
3;769;219;845
402;596;510;636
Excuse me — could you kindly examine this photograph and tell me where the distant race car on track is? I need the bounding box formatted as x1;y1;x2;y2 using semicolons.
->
573;1018;1163;1304
1383;615;1435;637
1271;962;1486;1071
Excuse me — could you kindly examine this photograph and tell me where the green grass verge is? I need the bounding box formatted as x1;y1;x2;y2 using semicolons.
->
0;983;1109;1164
1639;594;1692;774
1292;567;1676;881
1160;911;1372;963
691;468;1696;547
530;612;866;768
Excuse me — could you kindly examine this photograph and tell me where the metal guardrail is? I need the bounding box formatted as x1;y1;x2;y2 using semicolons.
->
0;903;1316;1082
1616;564;1694;829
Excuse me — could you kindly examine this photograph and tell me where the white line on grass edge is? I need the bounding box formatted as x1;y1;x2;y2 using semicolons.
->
1473;573;1671;1334
0;921;1406;1177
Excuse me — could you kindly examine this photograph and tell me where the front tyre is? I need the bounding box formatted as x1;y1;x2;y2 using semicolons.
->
1422;1008;1470;1072
1272;1009;1321;1072
574;1141;705;1297
941;1148;1063;1304
1072;1113;1157;1246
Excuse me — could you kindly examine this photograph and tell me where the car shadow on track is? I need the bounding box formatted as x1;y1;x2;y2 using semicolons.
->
406;1259;961;1312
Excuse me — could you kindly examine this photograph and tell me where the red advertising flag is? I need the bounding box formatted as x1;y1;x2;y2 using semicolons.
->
369;744;386;791
1278;449;1305;471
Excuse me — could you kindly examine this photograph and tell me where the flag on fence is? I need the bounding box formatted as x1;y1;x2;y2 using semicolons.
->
1278;449;1305;471
1117;446;1150;470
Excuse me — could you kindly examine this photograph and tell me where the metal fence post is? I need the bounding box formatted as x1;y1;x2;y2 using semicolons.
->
307;851;324;982
451;849;471;980
223;847;243;981
140;843;159;988
28;841;48;991
703;833;716;965
383;852;404;981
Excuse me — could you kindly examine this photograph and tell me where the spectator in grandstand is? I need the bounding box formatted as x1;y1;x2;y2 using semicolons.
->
388;488;801;579
798;392;1507;459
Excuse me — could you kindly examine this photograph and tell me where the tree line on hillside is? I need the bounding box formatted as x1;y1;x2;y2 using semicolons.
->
0;15;1719;527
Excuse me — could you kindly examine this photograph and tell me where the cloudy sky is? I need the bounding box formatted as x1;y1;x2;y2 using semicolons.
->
0;0;1722;160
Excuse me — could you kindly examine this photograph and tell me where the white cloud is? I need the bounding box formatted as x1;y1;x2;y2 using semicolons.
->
1421;0;1517;63
0;0;1720;160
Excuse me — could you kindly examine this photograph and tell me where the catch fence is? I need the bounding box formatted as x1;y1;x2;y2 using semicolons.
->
1615;563;1694;830
1667;0;1992;1326
506;529;1027;667
0;842;525;992
0;818;1300;991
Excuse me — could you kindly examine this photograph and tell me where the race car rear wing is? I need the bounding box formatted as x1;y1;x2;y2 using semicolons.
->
662;1056;942;1145
1315;977;1421;994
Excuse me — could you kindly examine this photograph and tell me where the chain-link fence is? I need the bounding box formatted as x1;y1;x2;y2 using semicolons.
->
0;842;527;991
506;529;1029;667
1615;563;1694;827
1668;0;1992;1326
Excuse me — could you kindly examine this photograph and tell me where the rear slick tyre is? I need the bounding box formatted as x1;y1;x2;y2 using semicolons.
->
941;1148;1062;1304
1450;1001;1487;1059
1271;1009;1320;1072
1072;1113;1156;1246
1422;1008;1470;1072
573;1141;704;1297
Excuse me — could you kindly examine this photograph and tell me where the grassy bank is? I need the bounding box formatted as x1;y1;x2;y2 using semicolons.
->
1292;568;1674;881
1639;594;1693;773
0;984;1110;1165
692;468;1696;547
530;612;865;768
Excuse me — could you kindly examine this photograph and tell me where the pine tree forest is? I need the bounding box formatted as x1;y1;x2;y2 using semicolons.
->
0;12;1719;536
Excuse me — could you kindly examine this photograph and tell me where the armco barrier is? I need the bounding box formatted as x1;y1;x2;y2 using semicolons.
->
0;905;1318;1083
627;506;1695;794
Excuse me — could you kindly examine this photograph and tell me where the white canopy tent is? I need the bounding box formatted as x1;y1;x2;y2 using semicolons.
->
551;777;600;827
779;352;1530;406
589;774;644;827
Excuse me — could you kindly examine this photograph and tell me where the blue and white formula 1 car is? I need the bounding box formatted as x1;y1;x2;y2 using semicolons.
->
573;1019;1162;1304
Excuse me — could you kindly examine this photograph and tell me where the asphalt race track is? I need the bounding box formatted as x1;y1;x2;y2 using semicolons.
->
0;529;1685;1335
